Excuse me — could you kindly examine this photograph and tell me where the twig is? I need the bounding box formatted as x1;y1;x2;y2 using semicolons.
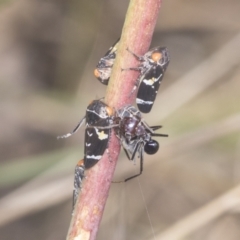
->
66;0;163;239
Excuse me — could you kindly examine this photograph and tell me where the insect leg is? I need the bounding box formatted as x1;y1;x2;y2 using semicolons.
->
125;142;144;182
141;121;166;136
57;116;86;139
150;125;163;131
126;47;144;62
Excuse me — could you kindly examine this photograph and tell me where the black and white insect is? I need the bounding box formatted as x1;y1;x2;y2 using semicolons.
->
94;39;170;113
58;100;115;169
73;159;85;208
114;105;168;181
126;47;170;113
58;101;167;206
58;100;115;207
94;38;119;85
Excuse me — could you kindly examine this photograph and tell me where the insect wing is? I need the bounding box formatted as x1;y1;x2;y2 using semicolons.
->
95;38;119;85
158;47;170;71
136;65;164;113
85;100;109;125
84;124;110;169
103;38;119;58
73;159;85;208
84;100;112;168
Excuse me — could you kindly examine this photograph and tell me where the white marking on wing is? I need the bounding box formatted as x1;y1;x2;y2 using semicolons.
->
86;155;102;160
136;98;153;105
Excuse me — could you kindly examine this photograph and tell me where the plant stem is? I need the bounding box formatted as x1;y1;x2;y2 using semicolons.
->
66;0;162;239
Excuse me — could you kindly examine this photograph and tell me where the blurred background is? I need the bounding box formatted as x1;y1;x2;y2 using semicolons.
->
0;0;240;239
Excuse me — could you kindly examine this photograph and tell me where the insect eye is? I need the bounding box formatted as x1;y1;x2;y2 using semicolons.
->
151;52;162;62
144;139;159;155
94;68;101;78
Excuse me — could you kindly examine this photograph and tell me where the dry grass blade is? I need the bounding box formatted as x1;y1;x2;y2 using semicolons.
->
156;184;240;240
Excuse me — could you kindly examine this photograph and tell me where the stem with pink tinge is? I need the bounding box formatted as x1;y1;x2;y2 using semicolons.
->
66;1;162;239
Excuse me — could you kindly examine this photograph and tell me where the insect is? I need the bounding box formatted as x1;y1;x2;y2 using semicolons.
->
94;39;170;113
73;159;85;208
58;100;115;168
58;101;167;205
94;38;120;85
126;47;170;113
114;105;168;181
58;100;115;207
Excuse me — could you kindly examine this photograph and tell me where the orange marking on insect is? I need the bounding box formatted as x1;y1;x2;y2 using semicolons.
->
106;106;115;116
151;52;162;62
94;68;101;78
77;159;84;167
